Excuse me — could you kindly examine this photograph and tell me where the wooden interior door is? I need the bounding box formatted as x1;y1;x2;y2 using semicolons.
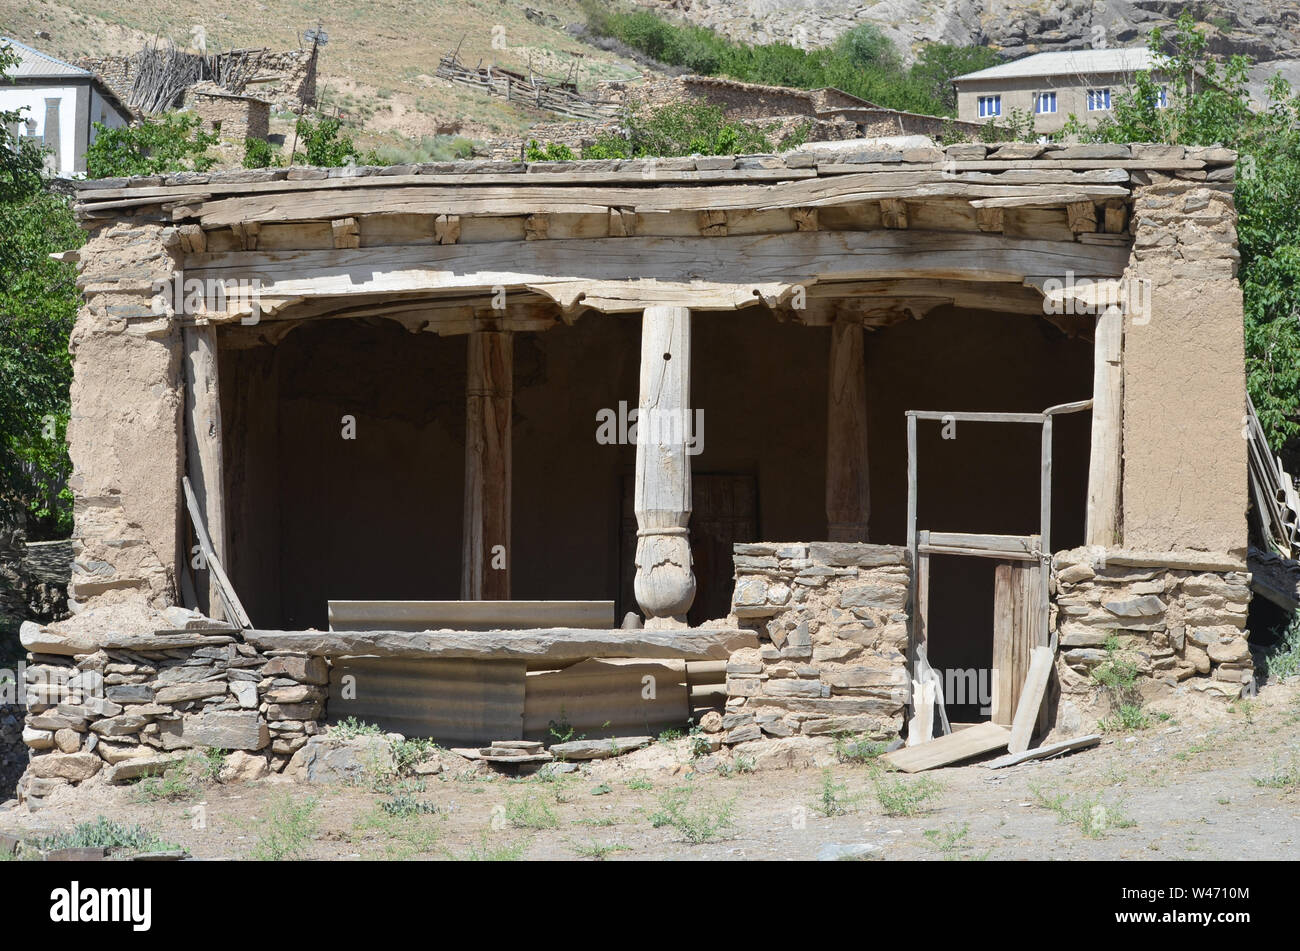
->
620;473;757;627
990;559;1044;726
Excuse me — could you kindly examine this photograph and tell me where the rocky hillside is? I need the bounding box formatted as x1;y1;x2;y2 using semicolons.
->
631;0;1300;64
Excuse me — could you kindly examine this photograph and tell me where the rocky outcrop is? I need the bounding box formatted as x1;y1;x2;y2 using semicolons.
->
631;0;1300;63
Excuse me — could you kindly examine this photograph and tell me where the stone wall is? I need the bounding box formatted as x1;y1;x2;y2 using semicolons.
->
721;542;909;743
76;47;316;114
16;611;328;808
1053;548;1253;706
187;87;271;142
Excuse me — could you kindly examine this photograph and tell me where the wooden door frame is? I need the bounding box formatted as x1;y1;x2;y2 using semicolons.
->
905;399;1091;736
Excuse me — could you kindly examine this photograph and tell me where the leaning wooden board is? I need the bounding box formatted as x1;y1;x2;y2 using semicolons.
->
881;721;1011;773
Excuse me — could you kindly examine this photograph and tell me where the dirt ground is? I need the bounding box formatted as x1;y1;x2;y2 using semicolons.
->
3;681;1298;862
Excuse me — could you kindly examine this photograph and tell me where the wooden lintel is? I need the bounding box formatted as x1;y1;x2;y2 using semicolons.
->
697;209;727;236
435;214;462;245
1067;200;1098;235
331;217;359;249
523;214;548;240
178;223;206;254
880;198;908;229
975;206;1004;233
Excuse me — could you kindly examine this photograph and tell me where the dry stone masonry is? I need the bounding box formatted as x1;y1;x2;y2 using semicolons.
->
725;543;909;743
1053;549;1253;703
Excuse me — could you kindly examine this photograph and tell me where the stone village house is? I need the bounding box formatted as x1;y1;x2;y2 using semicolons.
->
14;140;1258;794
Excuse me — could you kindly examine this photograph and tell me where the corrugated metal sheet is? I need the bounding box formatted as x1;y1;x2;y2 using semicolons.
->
1;38;93;79
523;658;689;741
328;657;525;746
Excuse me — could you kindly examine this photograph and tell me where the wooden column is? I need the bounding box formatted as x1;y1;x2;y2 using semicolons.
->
1085;304;1123;547
826;318;870;541
634;305;696;629
183;324;227;619
461;326;512;600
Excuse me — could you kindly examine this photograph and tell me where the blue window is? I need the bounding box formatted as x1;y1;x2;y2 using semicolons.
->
1087;88;1111;111
1035;92;1057;114
1154;86;1169;108
978;95;1001;118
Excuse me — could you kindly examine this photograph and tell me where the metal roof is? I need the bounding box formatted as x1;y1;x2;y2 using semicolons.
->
953;47;1158;84
1;37;94;79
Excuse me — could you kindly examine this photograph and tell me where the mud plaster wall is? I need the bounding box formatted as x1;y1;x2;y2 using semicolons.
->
67;221;185;611
1122;180;1247;556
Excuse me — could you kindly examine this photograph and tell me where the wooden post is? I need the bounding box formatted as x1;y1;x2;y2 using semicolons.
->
826;318;869;542
461;326;512;601
1085;304;1123;547
633;305;696;629
183;324;227;620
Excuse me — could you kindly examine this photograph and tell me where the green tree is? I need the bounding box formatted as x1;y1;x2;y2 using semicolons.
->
294;115;371;167
0;44;82;533
582;102;803;159
85;112;218;178
1074;12;1300;454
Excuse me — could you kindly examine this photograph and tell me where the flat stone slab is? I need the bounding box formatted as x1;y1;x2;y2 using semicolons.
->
247;627;758;661
549;736;652;760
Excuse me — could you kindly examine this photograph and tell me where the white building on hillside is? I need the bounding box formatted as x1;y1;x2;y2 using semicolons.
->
1;38;133;176
952;47;1166;134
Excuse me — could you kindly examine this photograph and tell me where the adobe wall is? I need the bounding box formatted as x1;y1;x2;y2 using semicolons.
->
188;89;271;142
1122;169;1248;558
66;219;185;610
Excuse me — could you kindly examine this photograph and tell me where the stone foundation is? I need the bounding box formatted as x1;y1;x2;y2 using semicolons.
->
1052;547;1253;704
16;610;327;808
721;542;910;743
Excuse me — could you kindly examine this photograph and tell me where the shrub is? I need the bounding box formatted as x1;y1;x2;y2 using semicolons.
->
85;112;217;178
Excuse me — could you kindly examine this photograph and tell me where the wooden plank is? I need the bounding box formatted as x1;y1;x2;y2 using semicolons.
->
983;733;1101;769
826;319;869;542
183;325;227;621
1008;645;1054;753
907;410;1045;424
925;532;1037;557
245;627;758;661
634;305;697;628
1085;304;1123;547
328;600;615;631
185;232;1131;307
181;476;251;629
180;175;1131;227
882;721;1010;772
991;560;1041;727
462;329;512;600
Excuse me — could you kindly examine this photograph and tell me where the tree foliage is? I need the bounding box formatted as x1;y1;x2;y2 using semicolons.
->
581;102;808;159
579;0;1002;116
1073;12;1300;453
0;44;81;534
293;115;373;167
85;112;218;178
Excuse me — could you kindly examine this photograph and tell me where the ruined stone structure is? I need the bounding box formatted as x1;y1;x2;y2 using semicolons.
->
14;138;1254;796
185;84;271;143
489;75;985;159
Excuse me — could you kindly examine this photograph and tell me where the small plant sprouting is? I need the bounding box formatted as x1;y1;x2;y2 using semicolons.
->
874;773;942;817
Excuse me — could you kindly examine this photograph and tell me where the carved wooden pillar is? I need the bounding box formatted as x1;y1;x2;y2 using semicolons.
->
634;305;696;628
461;326;512;600
826;318;869;542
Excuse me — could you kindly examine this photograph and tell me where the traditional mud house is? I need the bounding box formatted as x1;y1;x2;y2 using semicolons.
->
16;140;1255;793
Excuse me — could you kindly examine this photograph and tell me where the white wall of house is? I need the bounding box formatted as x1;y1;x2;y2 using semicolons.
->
0;83;80;173
1;82;130;174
